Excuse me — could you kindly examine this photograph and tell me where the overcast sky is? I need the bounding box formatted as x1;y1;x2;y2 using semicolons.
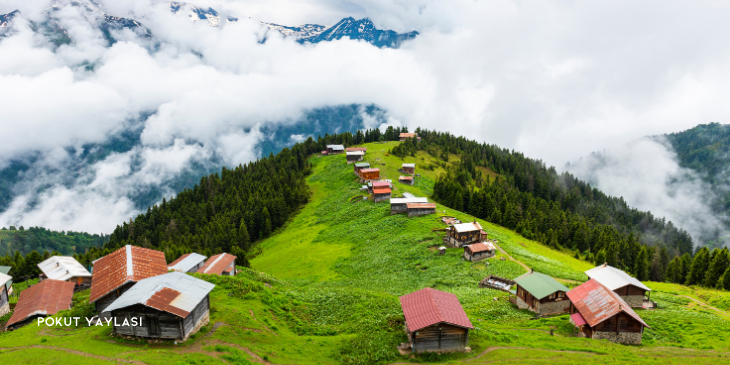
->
1;0;729;237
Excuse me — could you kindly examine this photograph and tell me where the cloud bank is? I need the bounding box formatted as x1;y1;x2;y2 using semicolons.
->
1;0;730;236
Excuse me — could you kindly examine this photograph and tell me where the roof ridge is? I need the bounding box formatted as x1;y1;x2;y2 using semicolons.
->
203;254;227;274
427;288;445;324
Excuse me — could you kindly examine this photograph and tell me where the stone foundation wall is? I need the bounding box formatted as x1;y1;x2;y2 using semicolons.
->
537;299;570;315
621;295;644;308
592;331;642;344
515;296;531;310
373;194;391;203
0;302;10;317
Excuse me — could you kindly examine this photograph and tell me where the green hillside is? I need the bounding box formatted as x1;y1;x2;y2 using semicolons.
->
2;141;730;364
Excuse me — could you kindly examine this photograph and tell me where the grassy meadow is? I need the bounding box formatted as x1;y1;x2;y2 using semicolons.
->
1;141;730;364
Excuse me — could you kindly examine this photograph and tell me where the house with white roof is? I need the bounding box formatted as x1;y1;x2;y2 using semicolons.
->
585;263;652;308
390;197;429;215
168;253;207;273
444;221;488;248
37;256;92;285
0;272;11;317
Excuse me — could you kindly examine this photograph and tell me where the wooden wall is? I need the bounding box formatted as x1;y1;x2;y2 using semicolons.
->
412;323;469;353
614;285;646;296
111;295;210;340
96;282;134;318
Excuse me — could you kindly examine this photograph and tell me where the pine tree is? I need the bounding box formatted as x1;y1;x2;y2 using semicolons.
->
634;246;650;281
703;248;729;288
686;247;710;286
594;250;606;266
720;266;730;290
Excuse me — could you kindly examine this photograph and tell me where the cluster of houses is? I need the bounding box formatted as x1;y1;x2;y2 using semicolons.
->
3;246;237;342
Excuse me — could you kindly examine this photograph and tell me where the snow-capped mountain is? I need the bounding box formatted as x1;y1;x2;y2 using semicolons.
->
0;10;18;28
260;22;327;41
169;1;238;27
300;17;418;48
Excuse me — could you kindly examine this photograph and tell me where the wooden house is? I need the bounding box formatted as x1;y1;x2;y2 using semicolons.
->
346;147;367;153
407;203;436;217
346;151;365;163
89;245;168;318
444;222;487;247
0;265;12;295
567;279;649;344
5;279;75;330
400;288;473;353
326;144;345;154
354;162;370;174
399;133;421;141
399;176;414;185
0;272;10;317
38;256;92;288
197;253;237;276
372;186;392;203
463;242;496;262
512;271;570;315
401;163;416;175
168;253;207;273
390;197;429;215
585;264;651;308
358;168;380;182
102;272;214;341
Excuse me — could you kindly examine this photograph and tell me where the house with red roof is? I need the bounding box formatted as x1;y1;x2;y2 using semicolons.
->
567;279;650;344
463;242;496;262
197;253;237;276
5;279;75;330
399;288;473;353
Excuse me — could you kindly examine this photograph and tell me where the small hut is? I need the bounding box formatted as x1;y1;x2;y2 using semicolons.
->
346;151;365;163
463;242;496;262
358;168;380;182
444;222;486;247
326;145;345;154
401;163;416;175
354;162;370;174
390;197;429;215
585;264;651;307
399;133;420;141
567;279;650;344
0;272;10;317
89;245;168;317
103;272;214;341
513;271;570;315
38;256;92;288
197;253;237;276
400;288;473;353
407;203;436;217
399;176;414;185
5;279;75;330
168;253;207;273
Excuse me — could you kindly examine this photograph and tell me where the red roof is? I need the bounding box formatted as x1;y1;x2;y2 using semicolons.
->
566;279;649;329
6;279;75;328
371;181;391;187
373;187;391;194
466;242;493;253
145;287;190;317
571;313;587;327
406;203;436;209
399;176;413;181
360;168;380;173
399;133;417;138
197;253;237;275
89;245;168;303
400;288;473;332
346;147;367;152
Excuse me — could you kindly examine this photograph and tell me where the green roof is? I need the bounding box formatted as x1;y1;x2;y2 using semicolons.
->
515;272;569;300
355;162;370;167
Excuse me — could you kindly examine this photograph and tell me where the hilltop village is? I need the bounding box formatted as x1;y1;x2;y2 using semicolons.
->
0;132;717;362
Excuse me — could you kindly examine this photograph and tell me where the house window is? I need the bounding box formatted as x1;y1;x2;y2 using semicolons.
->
558;292;564;298
148;317;160;336
549;293;555;300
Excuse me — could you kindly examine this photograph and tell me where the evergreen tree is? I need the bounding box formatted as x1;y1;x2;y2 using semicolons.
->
686;247;710;286
634;246;650;281
703;248;730;288
721;266;730;290
594;250;606;266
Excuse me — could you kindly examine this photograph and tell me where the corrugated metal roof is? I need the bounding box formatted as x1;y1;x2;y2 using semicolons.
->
354;162;370;168
326;144;345;150
515;272;569;300
197;253;237;276
0;272;11;290
373;187;391;194
391;197;429;205
571;312;587;327
402;163;416;168
453;222;482;233
346;147;367;152
38;256;92;281
399;133;417;138
399;176;413;180
585;264;651;292
6;279;75;328
370;181;391;187
566;279;649;329
466;242;494;254
89;245;168;304
168;253;207;273
359;168;380;173
102;272;215;317
406;203;435;209
400;288;473;332
346;151;365;156
0;266;11;291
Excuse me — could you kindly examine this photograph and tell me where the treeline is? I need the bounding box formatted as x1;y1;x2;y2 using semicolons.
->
665;247;730;290
0;226;108;257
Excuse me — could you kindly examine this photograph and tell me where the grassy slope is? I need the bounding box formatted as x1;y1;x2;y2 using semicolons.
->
1;141;730;364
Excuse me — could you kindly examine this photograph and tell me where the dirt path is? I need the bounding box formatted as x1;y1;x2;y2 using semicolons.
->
491;242;531;272
0;345;147;364
679;295;729;317
390;346;601;365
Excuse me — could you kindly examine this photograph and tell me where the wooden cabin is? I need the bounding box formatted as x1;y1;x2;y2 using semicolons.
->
358;168;380;182
346;151;365;163
585;264;651;307
401;163;416;175
444;222;487;247
372;186;392;203
354;162;370;174
407;203;436;217
513;271;570;315
197;253;237;276
463;242;496;262
346;147;367;153
0;266;12;295
390;197;429;215
399;133;421;141
400;288;473;353
399;176;414;185
168;253;207;273
103;272;214;341
89;245;168;318
38;256;92;289
5;279;75;330
567;279;649;344
326;144;345;154
0;272;10;317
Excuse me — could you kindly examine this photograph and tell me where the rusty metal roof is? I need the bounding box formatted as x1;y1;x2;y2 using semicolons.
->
89;245;168;304
406;203;435;209
197;253;236;276
6;279;75;328
466;242;494;253
359;168;380;173
399;133;417;138
373;187;392;194
566;279;649;329
38;256;91;281
103;272;214;318
399;176;414;181
168;253;207;273
400;287;473;332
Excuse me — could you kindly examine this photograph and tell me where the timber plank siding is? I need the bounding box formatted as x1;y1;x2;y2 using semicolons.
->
412;323;469;353
96;283;134;319
110;295;210;341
